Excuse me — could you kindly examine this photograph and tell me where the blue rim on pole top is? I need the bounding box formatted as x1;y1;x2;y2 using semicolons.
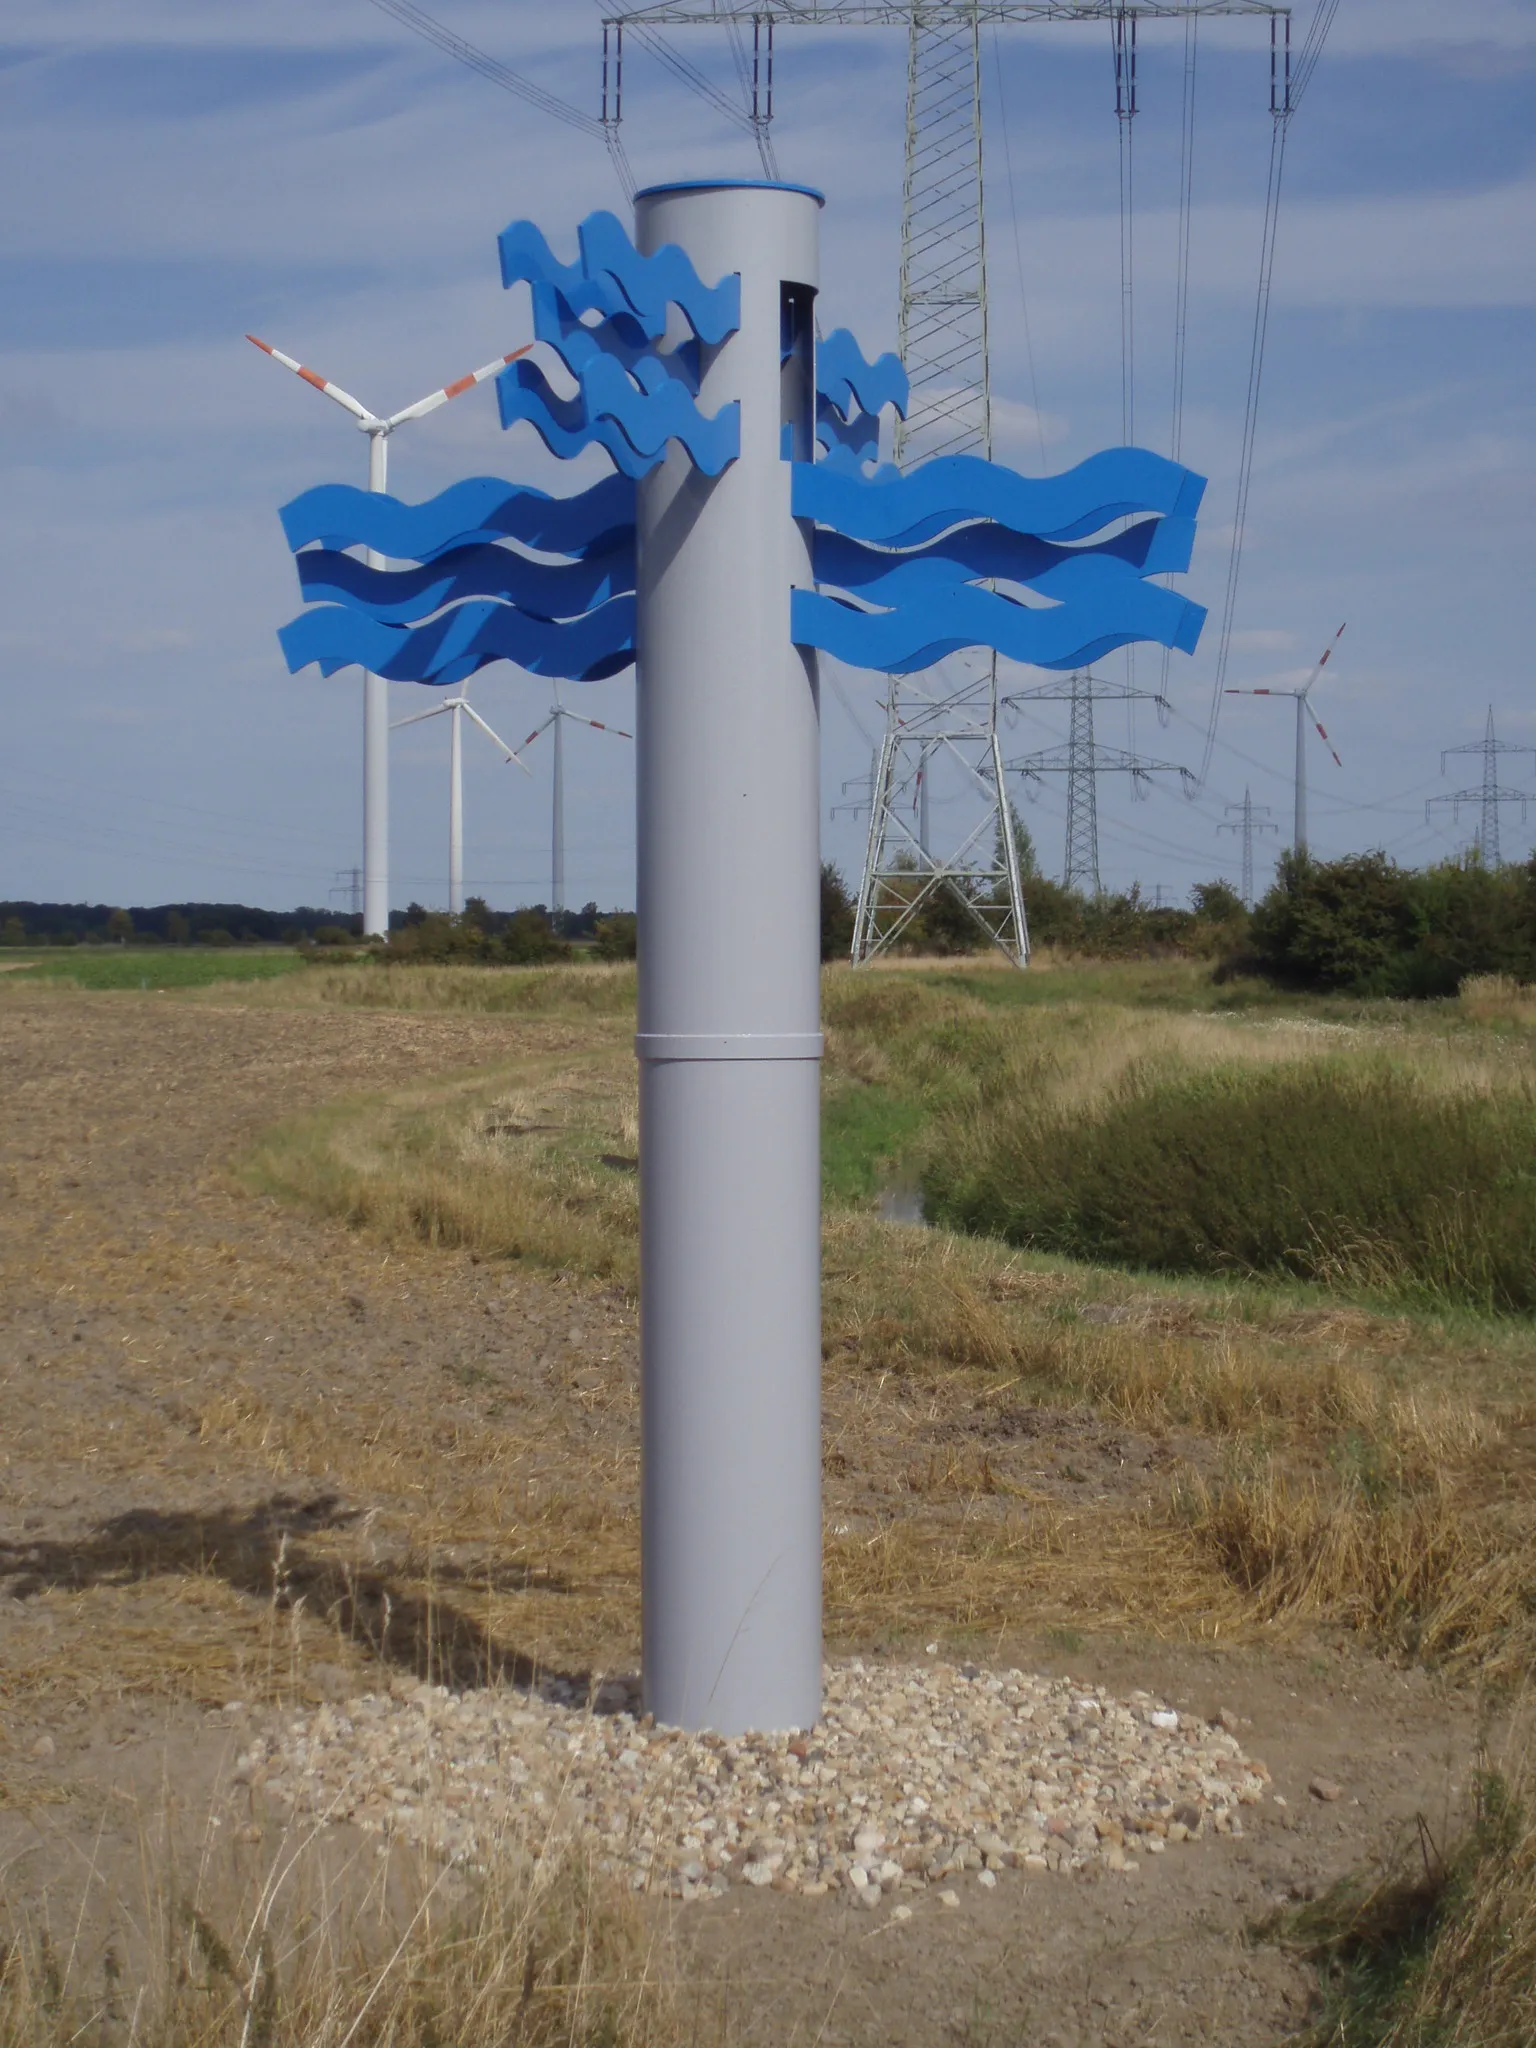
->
635;178;825;205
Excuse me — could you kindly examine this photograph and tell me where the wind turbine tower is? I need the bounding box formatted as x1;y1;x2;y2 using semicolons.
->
248;334;529;936
1219;786;1277;906
391;682;530;914
1427;707;1536;868
1224;622;1344;856
519;687;633;916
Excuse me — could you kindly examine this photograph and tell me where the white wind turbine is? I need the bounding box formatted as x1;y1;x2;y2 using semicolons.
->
248;333;530;937
1225;623;1346;858
519;684;633;915
392;680;531;915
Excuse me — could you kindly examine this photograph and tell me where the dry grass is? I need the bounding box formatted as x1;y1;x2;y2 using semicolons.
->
1459;972;1536;1027
227;962;1536;1682
1270;1712;1536;2046
0;1813;684;2048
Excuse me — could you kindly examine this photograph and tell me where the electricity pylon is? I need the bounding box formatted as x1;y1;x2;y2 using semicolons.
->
1004;669;1192;894
1426;706;1535;868
1218;786;1276;905
602;4;1297;952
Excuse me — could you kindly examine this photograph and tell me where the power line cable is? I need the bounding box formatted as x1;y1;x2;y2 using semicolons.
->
362;0;636;196
1197;0;1344;785
990;27;1046;467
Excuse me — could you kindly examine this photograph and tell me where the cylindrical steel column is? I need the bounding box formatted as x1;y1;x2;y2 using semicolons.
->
362;428;390;939
634;180;824;1735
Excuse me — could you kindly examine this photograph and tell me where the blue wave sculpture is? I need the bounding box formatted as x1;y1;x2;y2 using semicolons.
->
531;281;700;394
816;329;909;422
498;211;739;345
280;475;636;562
280;595;636;687
815;399;881;472
497;353;739;478
814;515;1196;599
295;536;636;626
793;448;1206;549
792;576;1204;676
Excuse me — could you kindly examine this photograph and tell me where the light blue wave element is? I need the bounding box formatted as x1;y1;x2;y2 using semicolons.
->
280;596;636;687
498;211;739;344
295;537;636;626
280;475;635;562
497;353;739;478
816;329;908;421
792;572;1205;675
814;514;1196;598
793;447;1206;549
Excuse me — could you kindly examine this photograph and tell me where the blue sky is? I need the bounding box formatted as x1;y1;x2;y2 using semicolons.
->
2;1;1534;913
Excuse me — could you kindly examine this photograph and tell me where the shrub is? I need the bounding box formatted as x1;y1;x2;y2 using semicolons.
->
924;1060;1536;1312
1245;851;1536;996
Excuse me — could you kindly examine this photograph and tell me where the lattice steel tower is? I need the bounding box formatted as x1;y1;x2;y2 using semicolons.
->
1005;668;1191;893
1219;786;1276;906
847;6;1029;963
1427;706;1536;868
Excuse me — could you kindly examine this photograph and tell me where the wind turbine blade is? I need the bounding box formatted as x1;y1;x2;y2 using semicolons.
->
247;334;376;424
1224;688;1277;696
390;702;450;730
384;343;535;428
520;715;558;750
462;703;533;773
1311;714;1342;768
566;712;633;739
1299;621;1347;703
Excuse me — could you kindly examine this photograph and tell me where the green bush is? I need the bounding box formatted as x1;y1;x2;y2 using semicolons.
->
1244;851;1536;996
924;1060;1536;1312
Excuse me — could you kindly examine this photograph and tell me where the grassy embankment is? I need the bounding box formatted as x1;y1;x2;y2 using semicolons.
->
237;957;1536;1684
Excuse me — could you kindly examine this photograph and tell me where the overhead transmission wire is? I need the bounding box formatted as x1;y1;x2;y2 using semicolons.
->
362;0;636;196
602;5;776;170
1197;0;1343;786
990;28;1047;467
1158;15;1198;707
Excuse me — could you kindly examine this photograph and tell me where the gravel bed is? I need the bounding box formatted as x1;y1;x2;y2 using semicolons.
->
238;1660;1270;1902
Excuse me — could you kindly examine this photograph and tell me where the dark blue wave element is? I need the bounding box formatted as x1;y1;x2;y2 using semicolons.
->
792;447;1206;549
497;211;738;344
279;475;636;563
814;514;1195;598
498;353;739;478
280;596;636;686
295;537;636;626
817;329;908;421
815;397;880;471
792;575;1205;675
531;281;700;394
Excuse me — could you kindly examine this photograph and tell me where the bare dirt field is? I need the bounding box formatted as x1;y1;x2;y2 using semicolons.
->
0;984;1503;2045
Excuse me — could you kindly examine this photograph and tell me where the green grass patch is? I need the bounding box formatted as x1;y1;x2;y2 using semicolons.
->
924;1060;1536;1315
821;1081;930;1206
4;947;308;990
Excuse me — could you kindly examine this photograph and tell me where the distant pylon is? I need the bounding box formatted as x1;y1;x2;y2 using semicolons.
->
1004;669;1193;895
850;7;1028;968
1219;786;1277;906
1426;705;1536;867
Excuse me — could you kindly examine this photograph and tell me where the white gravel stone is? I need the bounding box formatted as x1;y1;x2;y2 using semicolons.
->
252;1660;1267;1902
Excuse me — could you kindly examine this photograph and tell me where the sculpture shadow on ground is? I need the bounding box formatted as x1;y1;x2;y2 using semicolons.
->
0;1492;628;1704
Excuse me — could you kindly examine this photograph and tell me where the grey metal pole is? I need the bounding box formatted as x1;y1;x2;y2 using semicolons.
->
363;429;391;938
552;693;566;918
634;179;824;1736
1294;689;1307;857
